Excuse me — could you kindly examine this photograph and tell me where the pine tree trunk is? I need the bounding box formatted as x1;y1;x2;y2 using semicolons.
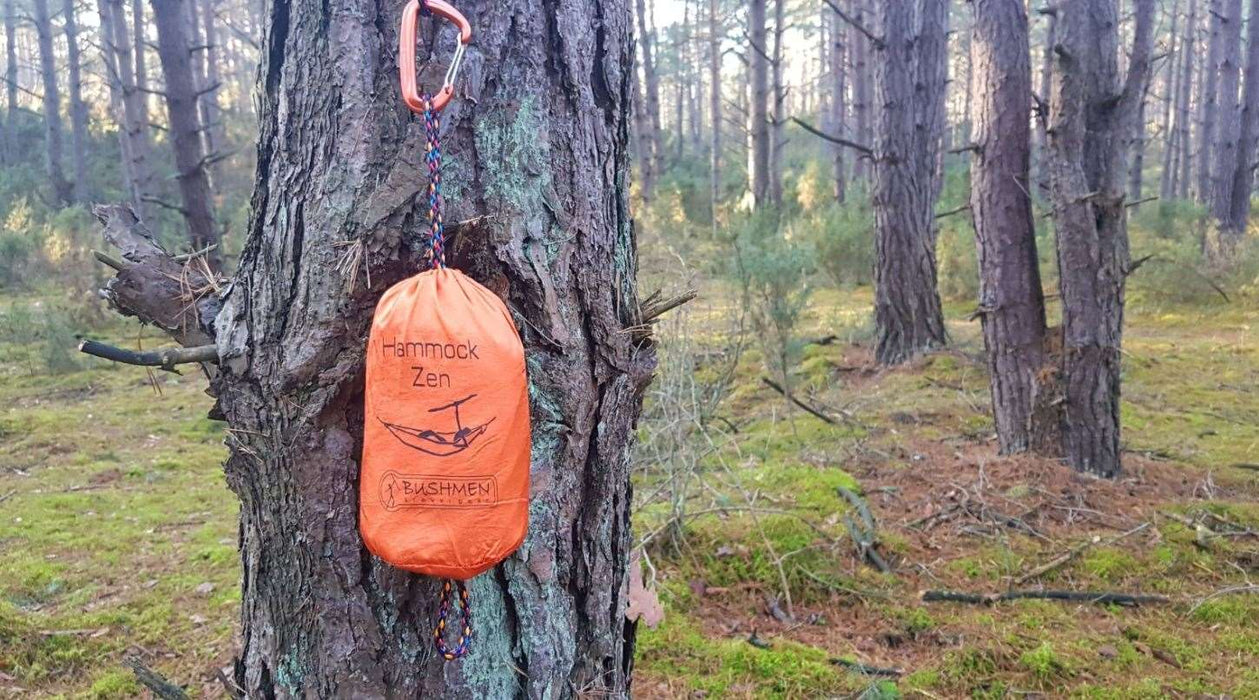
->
192;0;647;694
873;0;947;365
1177;0;1198;200
202;0;225;174
635;0;662;193
1036;11;1056;194
708;0;721;223
64;0;89;202
32;0;73;205
850;0;870;182
1224;0;1259;243
1208;0;1243;242
3;0;17;166
748;0;770;207
829;9;846;204
149;0;217;257
1159;0;1182;202
105;0;156;223
768;0;785;207
971;0;1051;455
132;0;149;133
1197;0;1222;202
1128;82;1149;208
1047;0;1154;478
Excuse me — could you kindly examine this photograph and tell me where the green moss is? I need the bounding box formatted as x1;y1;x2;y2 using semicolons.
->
1019;642;1068;682
88;670;140;699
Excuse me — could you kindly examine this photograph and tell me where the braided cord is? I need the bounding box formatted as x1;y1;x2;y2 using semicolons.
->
433;579;472;660
422;96;446;270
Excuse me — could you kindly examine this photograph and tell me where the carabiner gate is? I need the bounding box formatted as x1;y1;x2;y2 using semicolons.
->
400;0;472;114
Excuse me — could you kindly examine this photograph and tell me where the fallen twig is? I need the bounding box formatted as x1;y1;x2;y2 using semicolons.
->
1189;584;1259;615
1014;522;1150;585
78;339;218;370
838;486;892;574
761;377;836;425
125;656;189;700
921;589;1170;606
830;657;904;677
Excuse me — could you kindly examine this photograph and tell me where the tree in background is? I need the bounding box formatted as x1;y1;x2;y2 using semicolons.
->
150;0;218;261
1046;0;1154;477
748;0;771;207
872;0;948;365
32;0;72;205
969;0;1053;455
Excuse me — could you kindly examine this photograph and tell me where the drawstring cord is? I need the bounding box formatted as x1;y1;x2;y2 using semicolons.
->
422;95;446;270
433;578;472;660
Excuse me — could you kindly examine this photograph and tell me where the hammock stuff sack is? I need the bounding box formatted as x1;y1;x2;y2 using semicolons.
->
359;0;529;661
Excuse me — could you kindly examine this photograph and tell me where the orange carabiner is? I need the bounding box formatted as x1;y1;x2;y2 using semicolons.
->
400;0;472;114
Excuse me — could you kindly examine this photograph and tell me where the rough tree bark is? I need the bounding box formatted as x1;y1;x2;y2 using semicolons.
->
748;0;771;207
1197;0;1222;202
916;0;947;210
635;0;661;200
32;0;73;205
1047;0;1154;477
91;0;652;695
1177;0;1198;200
1209;0;1243;238
64;0;89;202
149;0;218;258
1223;0;1259;245
708;0;721;223
872;0;947;365
970;0;1051;455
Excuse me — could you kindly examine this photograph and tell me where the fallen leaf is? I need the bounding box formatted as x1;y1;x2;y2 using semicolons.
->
194;582;215;596
624;552;664;629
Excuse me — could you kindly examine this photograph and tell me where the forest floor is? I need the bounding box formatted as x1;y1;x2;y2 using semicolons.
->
0;286;1257;698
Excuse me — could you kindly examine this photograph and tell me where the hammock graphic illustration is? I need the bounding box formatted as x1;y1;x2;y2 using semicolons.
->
380;394;495;457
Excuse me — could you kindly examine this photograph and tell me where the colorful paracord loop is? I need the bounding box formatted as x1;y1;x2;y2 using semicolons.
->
433;579;472;660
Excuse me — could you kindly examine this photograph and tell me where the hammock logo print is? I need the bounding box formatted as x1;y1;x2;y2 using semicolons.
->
379;472;499;510
380;394;495;457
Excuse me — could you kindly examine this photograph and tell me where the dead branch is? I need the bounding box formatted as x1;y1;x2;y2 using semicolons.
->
125;656;189;700
1189;584;1259;615
760;377;836;425
935;204;972;220
789;116;874;155
829;657;904;677
922;590;1171;606
1014;522;1150;585
838;486;892;574
79;339;218;371
821;0;883;48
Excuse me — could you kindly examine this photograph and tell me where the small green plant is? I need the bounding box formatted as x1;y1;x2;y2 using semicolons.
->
1019;641;1066;682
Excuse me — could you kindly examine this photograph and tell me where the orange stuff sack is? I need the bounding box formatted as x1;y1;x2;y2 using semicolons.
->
360;267;530;580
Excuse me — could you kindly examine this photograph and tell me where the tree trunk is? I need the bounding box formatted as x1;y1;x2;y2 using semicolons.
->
177;0;645;694
850;0;870;182
1035;10;1057;194
32;0;73;205
748;0;770;207
768;0;785;207
970;0;1051;455
873;0;948;365
1047;0;1154;477
917;0;947;207
635;0;661;197
1128;79;1149;209
3;0;16;166
708;0;721;223
1177;0;1198;199
149;0;217;257
1224;0;1259;243
1208;0;1243;240
132;0;149;134
829;8;846;204
1159;0;1182;202
64;0;89;202
202;0;225;173
1197;0;1222;202
105;0;156;223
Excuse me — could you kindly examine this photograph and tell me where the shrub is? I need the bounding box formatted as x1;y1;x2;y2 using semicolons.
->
803;198;875;288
